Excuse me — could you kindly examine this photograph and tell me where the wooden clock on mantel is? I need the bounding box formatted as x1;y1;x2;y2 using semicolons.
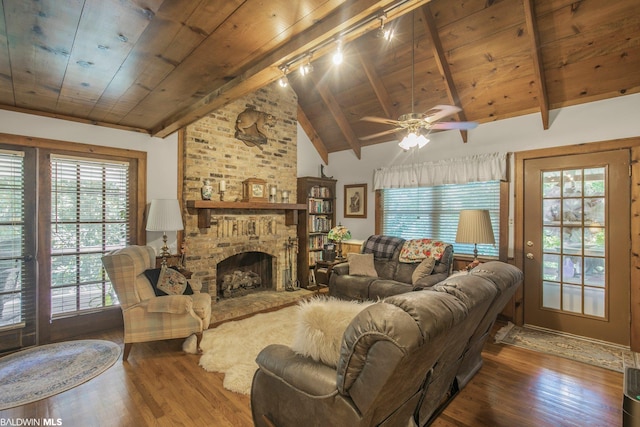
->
242;178;268;202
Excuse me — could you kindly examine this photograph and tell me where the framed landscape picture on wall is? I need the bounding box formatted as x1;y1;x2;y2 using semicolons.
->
344;184;367;218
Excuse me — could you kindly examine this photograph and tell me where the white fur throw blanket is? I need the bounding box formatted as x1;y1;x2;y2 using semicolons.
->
291;297;374;367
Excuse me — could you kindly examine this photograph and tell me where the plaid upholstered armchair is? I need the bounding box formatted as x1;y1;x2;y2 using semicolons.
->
102;245;211;361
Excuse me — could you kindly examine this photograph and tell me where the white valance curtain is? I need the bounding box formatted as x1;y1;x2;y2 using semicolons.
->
373;152;508;189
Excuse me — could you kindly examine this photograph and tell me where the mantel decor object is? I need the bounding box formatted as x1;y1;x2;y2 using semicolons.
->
234;108;277;149
269;185;277;203
219;179;226;201
201;179;213;200
242;178;268;202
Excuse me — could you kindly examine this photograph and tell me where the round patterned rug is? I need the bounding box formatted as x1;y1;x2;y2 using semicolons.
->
0;339;121;410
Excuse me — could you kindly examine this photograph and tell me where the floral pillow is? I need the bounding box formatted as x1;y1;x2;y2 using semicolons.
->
399;239;448;263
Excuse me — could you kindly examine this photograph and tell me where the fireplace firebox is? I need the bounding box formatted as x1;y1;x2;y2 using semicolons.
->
216;251;273;299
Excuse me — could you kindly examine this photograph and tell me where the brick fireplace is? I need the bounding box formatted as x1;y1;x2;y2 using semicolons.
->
181;81;300;301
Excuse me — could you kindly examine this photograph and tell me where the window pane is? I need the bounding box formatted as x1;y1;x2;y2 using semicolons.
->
584;287;605;317
542;281;561;309
382;181;500;257
50;156;129;316
562;284;582;313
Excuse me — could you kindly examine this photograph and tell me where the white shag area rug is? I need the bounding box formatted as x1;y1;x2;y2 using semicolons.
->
183;297;373;395
184;306;297;395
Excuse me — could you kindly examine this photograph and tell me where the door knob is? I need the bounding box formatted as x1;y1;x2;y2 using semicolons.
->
526;253;534;259
527;241;534;247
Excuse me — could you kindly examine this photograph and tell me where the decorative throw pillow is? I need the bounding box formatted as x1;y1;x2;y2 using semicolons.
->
412;257;436;284
399;239;448;263
348;253;378;277
144;267;193;296
291;297;374;367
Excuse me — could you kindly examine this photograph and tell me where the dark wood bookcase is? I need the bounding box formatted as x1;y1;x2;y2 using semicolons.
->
297;176;337;288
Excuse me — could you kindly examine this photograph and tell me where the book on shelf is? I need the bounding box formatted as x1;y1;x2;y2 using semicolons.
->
308;215;332;232
308;233;328;250
309;186;332;198
308;199;333;213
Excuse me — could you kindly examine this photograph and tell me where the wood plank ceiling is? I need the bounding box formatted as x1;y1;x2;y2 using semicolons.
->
0;0;638;162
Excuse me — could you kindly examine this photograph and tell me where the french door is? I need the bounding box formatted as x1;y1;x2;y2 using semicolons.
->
523;150;630;345
0;147;37;352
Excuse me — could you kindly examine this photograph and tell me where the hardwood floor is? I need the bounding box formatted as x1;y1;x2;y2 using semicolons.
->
0;323;624;427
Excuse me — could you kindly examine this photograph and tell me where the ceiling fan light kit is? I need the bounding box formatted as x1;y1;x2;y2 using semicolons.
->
399;132;429;150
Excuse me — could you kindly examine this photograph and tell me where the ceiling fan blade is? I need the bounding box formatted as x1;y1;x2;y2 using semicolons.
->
430;121;478;130
360;116;400;126
359;128;400;141
424;105;462;123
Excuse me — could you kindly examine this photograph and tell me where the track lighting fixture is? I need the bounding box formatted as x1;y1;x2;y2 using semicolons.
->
299;55;314;76
332;40;343;65
276;0;415;87
376;14;394;41
278;66;289;87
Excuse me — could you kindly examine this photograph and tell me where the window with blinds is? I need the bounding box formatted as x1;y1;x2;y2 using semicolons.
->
50;155;130;316
0;150;28;329
382;181;500;257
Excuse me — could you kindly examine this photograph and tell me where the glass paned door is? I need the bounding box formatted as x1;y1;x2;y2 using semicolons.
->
524;151;630;345
541;168;606;317
0;148;37;351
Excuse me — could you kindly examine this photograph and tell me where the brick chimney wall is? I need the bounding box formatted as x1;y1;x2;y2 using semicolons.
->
181;82;299;298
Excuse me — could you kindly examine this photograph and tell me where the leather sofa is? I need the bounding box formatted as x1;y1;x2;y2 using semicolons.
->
251;261;523;427
329;235;454;301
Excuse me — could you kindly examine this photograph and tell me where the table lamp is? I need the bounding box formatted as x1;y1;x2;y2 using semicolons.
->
455;209;495;262
146;199;184;267
328;224;351;260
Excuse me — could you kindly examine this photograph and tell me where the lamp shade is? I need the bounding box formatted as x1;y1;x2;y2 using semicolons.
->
146;199;184;232
328;224;351;242
455;210;495;245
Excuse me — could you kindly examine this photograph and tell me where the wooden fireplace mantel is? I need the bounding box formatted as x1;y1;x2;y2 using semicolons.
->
186;200;307;228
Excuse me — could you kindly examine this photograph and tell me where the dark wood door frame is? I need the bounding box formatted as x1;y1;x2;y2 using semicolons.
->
515;137;640;351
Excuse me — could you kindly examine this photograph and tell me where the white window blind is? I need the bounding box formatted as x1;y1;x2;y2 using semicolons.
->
0;150;28;329
50;155;130;316
382;181;500;257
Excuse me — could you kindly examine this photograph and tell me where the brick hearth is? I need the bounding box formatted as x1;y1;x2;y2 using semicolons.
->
209;289;316;326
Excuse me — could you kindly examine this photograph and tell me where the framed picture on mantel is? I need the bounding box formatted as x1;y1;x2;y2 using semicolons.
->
344;184;367;218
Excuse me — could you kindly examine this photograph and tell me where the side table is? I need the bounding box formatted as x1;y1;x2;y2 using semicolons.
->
155;256;192;279
314;259;345;289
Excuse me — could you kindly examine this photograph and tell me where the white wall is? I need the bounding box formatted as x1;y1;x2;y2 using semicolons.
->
0;110;180;254
297;93;640;242
296;122;327;177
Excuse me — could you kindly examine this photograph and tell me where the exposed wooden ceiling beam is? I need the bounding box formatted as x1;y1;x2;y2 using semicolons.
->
356;51;396;119
523;0;550;130
297;105;329;164
310;73;362;159
420;4;468;142
152;0;435;138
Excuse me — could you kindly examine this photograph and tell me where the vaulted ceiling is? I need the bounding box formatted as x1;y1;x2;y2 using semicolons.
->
1;0;638;163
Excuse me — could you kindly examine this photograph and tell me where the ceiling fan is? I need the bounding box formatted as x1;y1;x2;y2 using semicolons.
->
359;12;477;149
359;105;477;142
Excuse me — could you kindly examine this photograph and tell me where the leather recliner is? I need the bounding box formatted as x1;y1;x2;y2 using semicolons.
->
251;261;523;427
